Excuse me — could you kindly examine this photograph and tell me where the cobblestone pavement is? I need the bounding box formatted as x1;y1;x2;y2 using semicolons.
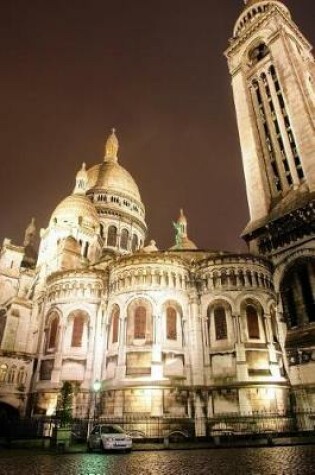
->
0;446;315;475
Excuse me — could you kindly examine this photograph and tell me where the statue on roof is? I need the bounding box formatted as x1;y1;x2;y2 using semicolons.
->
173;220;183;248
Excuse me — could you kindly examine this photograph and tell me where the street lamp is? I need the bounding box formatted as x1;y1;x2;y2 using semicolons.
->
93;379;101;421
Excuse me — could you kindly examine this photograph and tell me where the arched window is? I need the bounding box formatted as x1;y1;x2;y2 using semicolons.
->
166;307;177;340
134;306;146;339
120;229;129;250
17;367;26;384
246;305;260;339
249;42;269;64
47;314;59;350
281;258;315;328
71;314;85;347
0;364;8;382
214;306;227;340
220;270;227;287
112;308;120;344
107;225;117;247
239;271;245;286
230;271;237;286
7;365;17;383
131;234;139;252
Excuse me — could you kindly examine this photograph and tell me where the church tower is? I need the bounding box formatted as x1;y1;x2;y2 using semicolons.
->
226;0;315;254
226;1;315;428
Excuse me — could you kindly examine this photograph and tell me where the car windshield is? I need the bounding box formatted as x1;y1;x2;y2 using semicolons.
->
101;425;125;434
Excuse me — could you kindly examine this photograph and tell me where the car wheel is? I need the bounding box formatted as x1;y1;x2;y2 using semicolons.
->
125;448;132;453
87;442;93;453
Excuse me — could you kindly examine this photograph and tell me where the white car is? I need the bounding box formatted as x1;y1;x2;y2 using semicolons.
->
87;424;132;452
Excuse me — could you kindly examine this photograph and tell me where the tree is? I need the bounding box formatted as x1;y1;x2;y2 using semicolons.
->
56;381;73;427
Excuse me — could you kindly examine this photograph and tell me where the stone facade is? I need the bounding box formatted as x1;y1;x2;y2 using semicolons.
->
0;0;314;436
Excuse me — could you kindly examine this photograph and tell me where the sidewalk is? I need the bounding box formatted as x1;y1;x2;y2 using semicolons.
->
1;434;315;455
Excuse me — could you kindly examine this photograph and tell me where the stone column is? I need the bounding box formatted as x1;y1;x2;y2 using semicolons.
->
51;322;65;383
151;388;163;417
195;393;206;437
238;388;252;416
114;390;124;417
152;313;163;380
83;312;97;388
188;289;204;386
207;392;214;418
116;314;126;379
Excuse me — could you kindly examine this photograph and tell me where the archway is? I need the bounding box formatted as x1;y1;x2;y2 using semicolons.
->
280;257;315;328
0;402;19;437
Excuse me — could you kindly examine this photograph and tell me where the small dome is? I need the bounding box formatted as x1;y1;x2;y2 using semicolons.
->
73;163;88;194
170;236;197;251
178;236;197;250
87;161;141;202
50;194;99;230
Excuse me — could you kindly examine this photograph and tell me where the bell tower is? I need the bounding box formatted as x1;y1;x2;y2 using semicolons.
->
226;1;315;429
225;0;315;256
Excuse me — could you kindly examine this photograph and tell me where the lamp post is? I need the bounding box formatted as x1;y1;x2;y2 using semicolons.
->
93;379;101;422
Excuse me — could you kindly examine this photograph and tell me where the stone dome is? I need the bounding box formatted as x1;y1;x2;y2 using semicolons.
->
49;194;100;230
87;161;141;202
86;129;142;203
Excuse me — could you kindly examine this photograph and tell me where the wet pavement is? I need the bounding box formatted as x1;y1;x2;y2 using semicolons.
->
0;446;315;475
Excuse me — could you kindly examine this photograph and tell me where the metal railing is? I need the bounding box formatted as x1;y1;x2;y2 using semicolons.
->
1;410;314;442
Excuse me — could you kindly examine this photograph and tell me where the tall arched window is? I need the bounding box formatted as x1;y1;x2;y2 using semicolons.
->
131;234;139;252
47;314;59;350
220;270;227;287
214;306;227;340
7;365;17;383
246;305;260;339
71;314;85;347
17;367;26;384
0;364;8;382
112;307;120;344
107;225;117;247
120;229;129;250
134;306;146;339
166;307;177;340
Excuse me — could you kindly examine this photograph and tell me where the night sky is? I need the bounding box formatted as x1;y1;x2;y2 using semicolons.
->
0;0;314;252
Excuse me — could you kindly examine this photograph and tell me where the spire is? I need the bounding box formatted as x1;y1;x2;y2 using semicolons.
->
172;209;197;250
104;128;119;162
73;162;88;195
177;209;188;238
24;217;36;247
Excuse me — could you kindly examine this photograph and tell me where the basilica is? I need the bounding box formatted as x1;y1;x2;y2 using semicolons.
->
0;0;314;436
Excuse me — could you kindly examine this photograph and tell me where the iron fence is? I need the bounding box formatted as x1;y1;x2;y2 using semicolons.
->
1;411;314;443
